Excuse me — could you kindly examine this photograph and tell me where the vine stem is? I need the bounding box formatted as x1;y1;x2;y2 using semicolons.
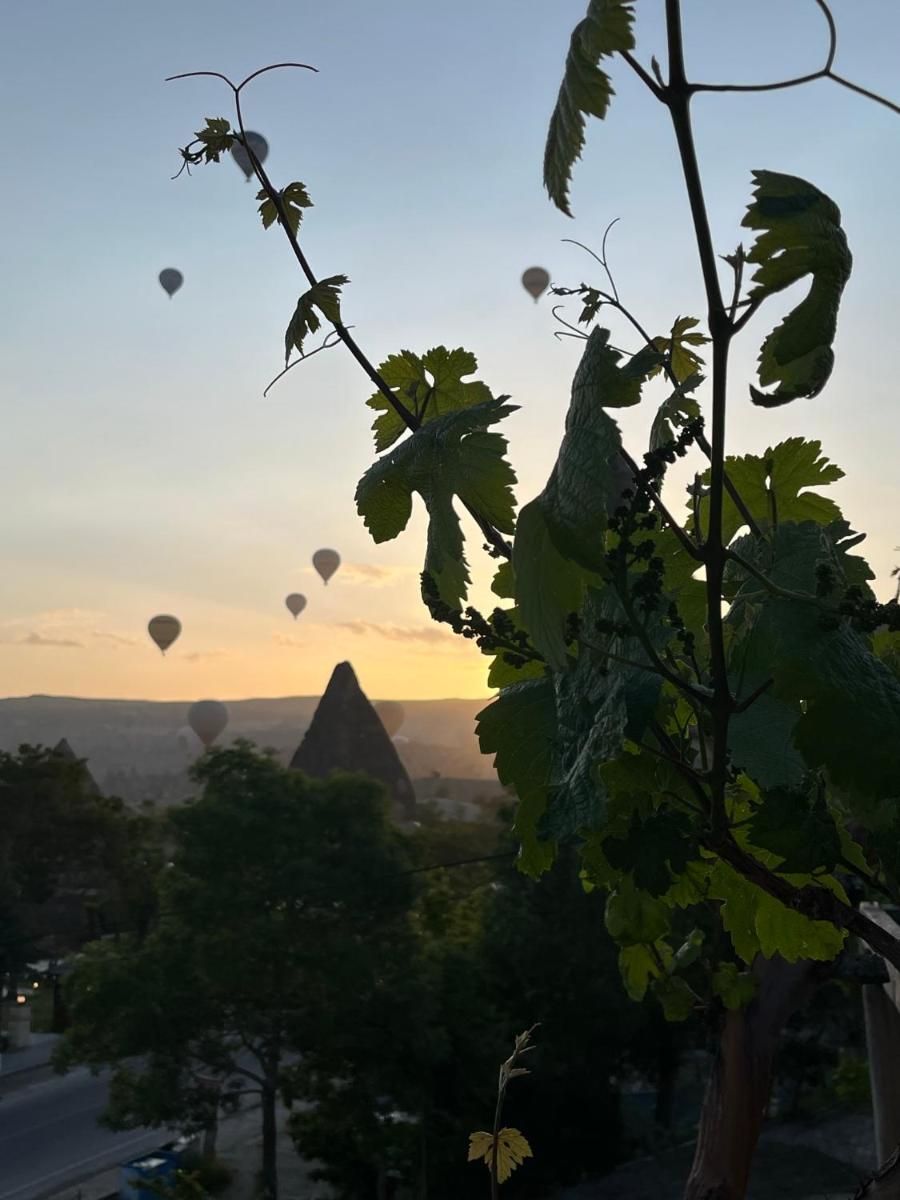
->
664;0;733;830
168;66;512;561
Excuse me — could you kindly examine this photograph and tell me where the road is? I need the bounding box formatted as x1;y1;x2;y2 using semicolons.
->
0;1066;169;1200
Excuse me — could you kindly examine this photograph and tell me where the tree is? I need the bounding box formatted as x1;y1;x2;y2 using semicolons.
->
168;7;900;1196
55;742;416;1200
0;744;151;1009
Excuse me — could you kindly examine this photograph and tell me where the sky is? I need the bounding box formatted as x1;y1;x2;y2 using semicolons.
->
1;0;898;703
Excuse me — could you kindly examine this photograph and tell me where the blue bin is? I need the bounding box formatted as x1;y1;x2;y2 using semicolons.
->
119;1149;178;1199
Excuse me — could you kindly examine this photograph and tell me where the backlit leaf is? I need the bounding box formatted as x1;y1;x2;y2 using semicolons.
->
284;275;349;363
367;347;493;452
468;1127;533;1183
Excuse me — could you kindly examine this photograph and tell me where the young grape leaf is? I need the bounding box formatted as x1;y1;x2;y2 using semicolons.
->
649;376;702;452
467;1128;533;1183
605;877;671;946
647;317;709;385
544;0;636;215
284;275;349;363
366;347;493;452
257;181;313;234
742;171;852;406
356;399;517;609
195;117;234;161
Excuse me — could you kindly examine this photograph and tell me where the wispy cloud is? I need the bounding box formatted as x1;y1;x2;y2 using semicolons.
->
334;620;461;647
339;563;415;587
92;630;138;647
273;633;306;648
18;632;84;648
184;650;229;663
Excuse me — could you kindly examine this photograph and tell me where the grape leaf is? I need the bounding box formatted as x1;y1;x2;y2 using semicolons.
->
746;787;842;874
356;399;517;610
468;1128;533;1183
603;809;694;896
605;877;671;946
195;117;234;161
618;940;672;1001
702;438;844;546
727;686;806;790
650;376;703;452
284;275;349;363
711;962;758;1010
654;974;696;1022
742;171;852;406
731;522;900;802
476;678;558;877
514;330;635;667
544;0;636;215
647;317;709;385
257;181;313;234
366;347;493;452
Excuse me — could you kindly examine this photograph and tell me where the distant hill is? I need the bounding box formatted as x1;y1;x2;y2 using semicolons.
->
0;692;499;805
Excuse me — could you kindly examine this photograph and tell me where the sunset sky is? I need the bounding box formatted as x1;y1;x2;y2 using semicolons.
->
2;0;898;702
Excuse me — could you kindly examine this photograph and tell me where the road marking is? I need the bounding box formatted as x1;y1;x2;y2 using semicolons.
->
0;1127;169;1200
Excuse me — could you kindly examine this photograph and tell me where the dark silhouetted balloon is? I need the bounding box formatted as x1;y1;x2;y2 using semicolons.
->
231;132;269;181
521;266;550;302
188;699;229;747
285;593;307;619
159;269;184;298
148;615;181;654
375;701;405;738
313;549;340;585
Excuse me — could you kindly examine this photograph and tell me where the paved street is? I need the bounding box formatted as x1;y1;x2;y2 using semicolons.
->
0;1066;168;1200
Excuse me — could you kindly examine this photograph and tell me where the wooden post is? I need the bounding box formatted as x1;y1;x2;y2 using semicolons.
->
862;904;900;1165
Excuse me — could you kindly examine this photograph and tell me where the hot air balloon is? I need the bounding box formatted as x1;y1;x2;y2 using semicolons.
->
521;266;550;302
231;131;269;181
159;269;184;298
285;593;307;619
312;549;340;585
375;701;405;738
148;615;181;655
187;699;229;748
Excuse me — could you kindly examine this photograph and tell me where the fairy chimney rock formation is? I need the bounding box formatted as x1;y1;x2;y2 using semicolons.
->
53;737;101;795
290;662;416;822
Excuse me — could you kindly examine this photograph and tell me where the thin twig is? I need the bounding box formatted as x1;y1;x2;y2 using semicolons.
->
262;329;347;397
620;49;666;100
732;676;773;714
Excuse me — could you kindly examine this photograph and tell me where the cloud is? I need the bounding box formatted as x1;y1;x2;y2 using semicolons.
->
92;630;138;647
184;650;229;662
333;620;461;647
273;634;306;648
18;632;84;648
339;563;415;587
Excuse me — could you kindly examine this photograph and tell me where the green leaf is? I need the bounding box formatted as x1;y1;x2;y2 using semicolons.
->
195;117;234;161
709;860;845;963
649;377;702;452
544;0;636;215
654;974;696;1022
605;877;670;946
648;317;709;385
746;787;842;875
711;962;758;1011
742;171;852;406
366;347;493;452
731;522;900;802
673;927;705;969
476;678;558;877
703;437;844;546
603;809;694;897
727;689;806;791
284;275;349;363
356;399;517;610
618;941;670;1002
513;330;635;667
257;181;313;234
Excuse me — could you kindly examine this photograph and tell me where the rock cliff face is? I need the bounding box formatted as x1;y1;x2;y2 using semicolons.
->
289;662;417;822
